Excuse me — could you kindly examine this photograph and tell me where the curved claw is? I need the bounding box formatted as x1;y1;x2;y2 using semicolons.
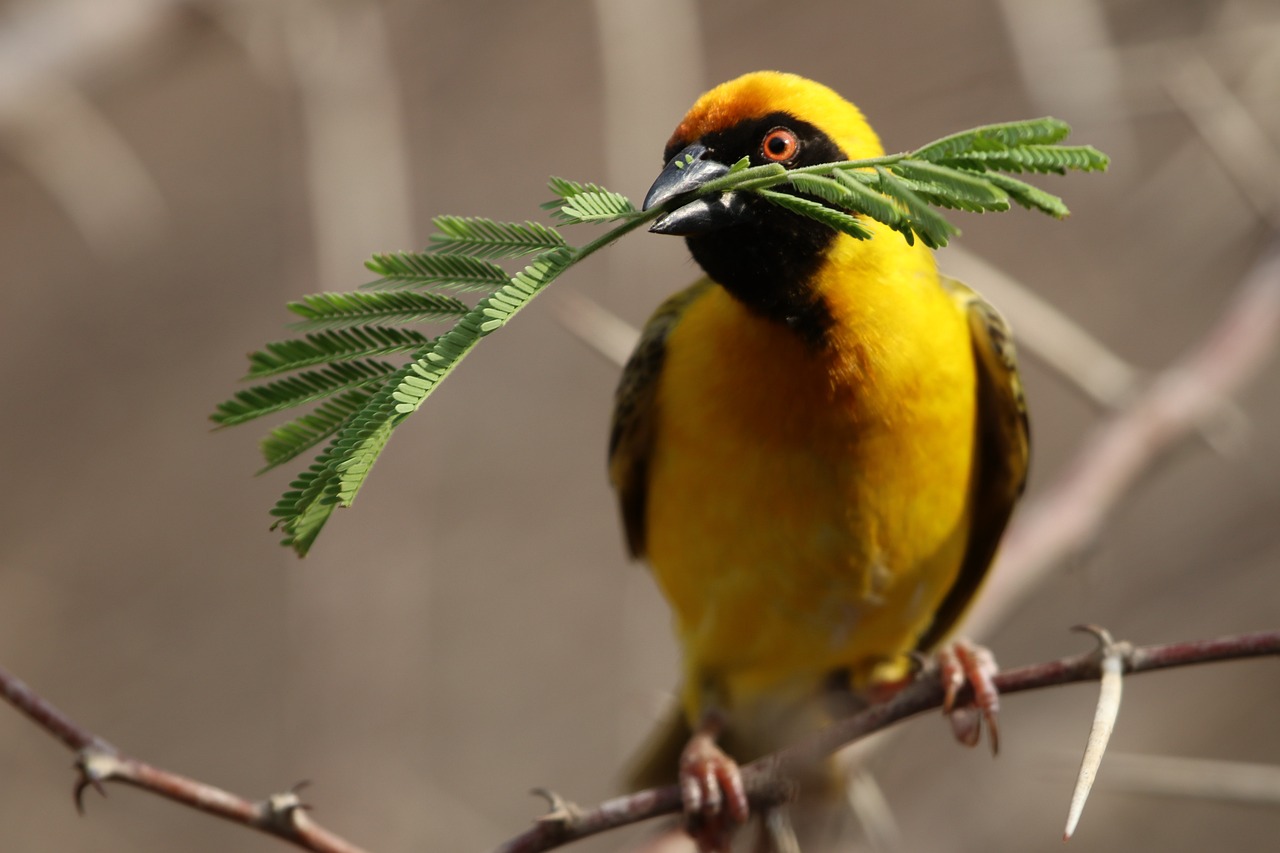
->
936;639;1001;755
679;731;748;852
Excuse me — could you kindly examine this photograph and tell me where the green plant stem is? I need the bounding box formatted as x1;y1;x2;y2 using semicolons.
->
569;206;663;263
566;154;910;255
697;154;908;196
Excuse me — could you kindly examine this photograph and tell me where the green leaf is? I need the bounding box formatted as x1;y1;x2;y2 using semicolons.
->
269;356;426;554
393;248;576;415
428;215;567;258
984;172;1070;218
544;176;612;204
257;387;381;472
889;160;1009;212
828;170;904;226
331;407;398;505
912;117;1072;162
787;173;859;207
270;248;578;555
362;252;509;292
554;190;639;224
245;327;432;378
756;189;873;240
212;360;397;427
287;291;469;331
873;167;959;248
270;436;347;554
544;178;638;223
939;144;1110;175
546;176;605;198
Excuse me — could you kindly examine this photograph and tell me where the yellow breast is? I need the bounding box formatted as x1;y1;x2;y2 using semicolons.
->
643;226;977;717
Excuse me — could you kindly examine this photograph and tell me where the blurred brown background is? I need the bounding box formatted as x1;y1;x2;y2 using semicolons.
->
1;0;1278;851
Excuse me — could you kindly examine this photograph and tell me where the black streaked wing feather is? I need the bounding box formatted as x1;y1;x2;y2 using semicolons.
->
609;279;714;558
916;276;1030;651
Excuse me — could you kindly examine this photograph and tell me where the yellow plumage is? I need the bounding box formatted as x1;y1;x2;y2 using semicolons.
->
650;236;975;715
611;71;1027;807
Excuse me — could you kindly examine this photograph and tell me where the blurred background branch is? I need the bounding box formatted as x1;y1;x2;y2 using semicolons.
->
0;662;368;853
0;0;189;255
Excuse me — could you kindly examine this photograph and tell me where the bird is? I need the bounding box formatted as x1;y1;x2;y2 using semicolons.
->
608;71;1029;850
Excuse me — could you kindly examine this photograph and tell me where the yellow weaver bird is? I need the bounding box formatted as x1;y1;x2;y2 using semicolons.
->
609;72;1029;849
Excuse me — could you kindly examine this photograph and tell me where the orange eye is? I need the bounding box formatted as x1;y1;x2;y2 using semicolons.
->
761;127;800;162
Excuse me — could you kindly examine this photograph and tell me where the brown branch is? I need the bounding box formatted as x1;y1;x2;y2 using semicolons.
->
493;630;1280;853
0;664;368;853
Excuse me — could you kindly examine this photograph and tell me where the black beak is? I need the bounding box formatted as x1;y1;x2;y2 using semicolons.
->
643;143;746;236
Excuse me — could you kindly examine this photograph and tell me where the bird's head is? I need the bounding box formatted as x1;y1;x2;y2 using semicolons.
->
644;71;889;341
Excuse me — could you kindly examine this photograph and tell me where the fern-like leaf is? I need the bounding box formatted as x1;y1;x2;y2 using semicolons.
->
394;248;576;414
212;361;397;427
544;178;639;223
245;327;432;378
889;160;1010;213
555;191;638;224
873;167;958;248
756;189;873;240
544;176;611;205
828;170;904;227
258;387;381;472
984;173;1071;218
428;216;566;259
270;434;348;553
362;252;509;292
287;291;469;331
271;249;578;554
939;145;1110;175
787;173;859;207
912;117;1072;162
269;354;428;554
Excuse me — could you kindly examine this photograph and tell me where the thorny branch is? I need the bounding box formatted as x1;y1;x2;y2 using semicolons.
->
4;632;1277;853
0;664;367;853
494;630;1280;853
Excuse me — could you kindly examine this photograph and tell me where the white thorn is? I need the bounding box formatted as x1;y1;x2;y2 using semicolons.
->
1064;644;1124;840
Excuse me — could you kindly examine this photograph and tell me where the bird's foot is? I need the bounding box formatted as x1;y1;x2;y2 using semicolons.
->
680;729;749;853
936;639;1000;755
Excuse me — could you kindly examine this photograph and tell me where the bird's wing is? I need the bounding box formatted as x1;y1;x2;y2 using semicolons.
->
609;279;714;558
916;276;1031;651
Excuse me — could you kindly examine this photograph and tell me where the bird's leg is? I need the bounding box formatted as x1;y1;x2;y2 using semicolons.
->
680;709;749;853
936;638;1000;754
